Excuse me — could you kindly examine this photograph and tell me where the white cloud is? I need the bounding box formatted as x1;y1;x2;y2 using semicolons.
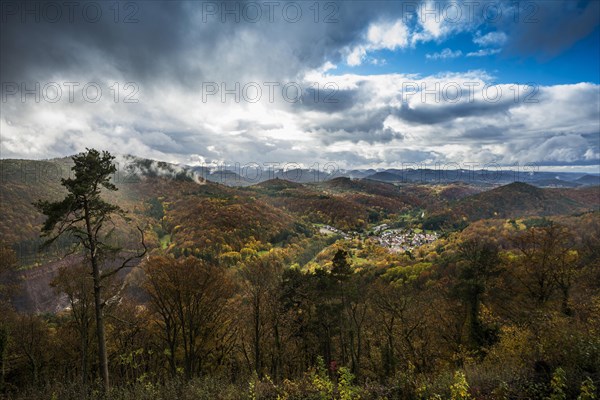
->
370;58;387;66
426;48;463;60
346;19;409;66
344;1;486;66
367;20;410;50
4;70;597;169
347;46;368;67
473;31;508;47
297;71;599;167
467;48;502;57
412;3;446;44
410;0;476;46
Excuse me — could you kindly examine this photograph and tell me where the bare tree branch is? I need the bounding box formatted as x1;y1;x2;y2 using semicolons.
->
100;226;147;281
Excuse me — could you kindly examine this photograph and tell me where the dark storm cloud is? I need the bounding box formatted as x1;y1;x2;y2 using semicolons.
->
2;0;596;86
307;106;405;145
2;0;594;89
297;87;359;113
0;0;416;89
0;2;204;84
391;97;515;125
1;0;598;168
504;0;600;58
461;125;507;141
319;127;402;145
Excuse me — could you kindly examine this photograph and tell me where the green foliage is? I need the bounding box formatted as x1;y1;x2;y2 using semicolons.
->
309;357;334;400
449;371;471;400
145;197;164;219
338;367;361;400
523;217;554;229
34;149;125;255
331;249;352;277
248;374;257;400
578;377;597;400
549;368;567;400
383;262;431;284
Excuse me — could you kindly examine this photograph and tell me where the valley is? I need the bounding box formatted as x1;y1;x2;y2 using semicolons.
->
1;154;599;399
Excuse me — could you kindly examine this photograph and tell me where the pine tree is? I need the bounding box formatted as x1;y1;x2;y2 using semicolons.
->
35;149;146;391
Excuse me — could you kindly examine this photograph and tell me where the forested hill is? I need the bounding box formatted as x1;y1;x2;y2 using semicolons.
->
1;156;600;399
424;181;600;229
460;181;600;217
1;159;599;265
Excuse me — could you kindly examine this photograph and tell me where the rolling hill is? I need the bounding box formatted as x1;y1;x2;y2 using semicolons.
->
424;182;600;229
575;174;600;186
2;156;599;315
2;158;598;266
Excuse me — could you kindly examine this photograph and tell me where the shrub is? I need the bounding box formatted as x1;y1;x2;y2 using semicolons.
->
450;371;471;400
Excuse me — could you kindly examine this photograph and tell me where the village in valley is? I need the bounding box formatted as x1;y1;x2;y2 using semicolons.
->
371;224;439;253
318;222;440;253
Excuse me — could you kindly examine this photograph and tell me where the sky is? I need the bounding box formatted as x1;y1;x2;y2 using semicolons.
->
1;0;599;172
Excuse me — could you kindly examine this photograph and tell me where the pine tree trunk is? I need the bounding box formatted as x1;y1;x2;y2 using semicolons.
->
85;200;110;392
92;246;109;391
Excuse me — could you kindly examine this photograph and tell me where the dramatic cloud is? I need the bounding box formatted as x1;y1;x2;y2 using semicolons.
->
1;0;598;170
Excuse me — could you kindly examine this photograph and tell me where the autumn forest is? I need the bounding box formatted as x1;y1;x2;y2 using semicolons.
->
0;150;599;400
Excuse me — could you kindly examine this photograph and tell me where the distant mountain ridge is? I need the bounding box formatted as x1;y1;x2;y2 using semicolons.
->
363;168;599;188
2;157;598;252
575;174;600;185
192;163;598;188
5;155;596;188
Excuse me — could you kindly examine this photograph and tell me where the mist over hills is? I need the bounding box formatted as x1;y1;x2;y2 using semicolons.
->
91;155;600;187
4;154;596;188
194;164;598;188
2;156;598;266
